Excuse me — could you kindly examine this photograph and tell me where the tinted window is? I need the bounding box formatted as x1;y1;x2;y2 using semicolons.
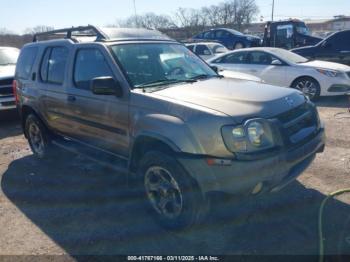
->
196;45;211;56
247;51;274;65
40;47;69;85
327;32;350;50
187;45;195;52
214;52;247;64
74;49;113;90
16;47;38;80
40;48;51;82
216;30;230;38
203;31;214;39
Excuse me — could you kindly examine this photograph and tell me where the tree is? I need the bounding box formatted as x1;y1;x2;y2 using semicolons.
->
0;28;13;35
24;25;54;35
117;13;176;29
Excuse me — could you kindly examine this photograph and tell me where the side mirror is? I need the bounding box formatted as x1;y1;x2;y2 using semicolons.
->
271;59;283;65
210;65;219;73
91;77;123;97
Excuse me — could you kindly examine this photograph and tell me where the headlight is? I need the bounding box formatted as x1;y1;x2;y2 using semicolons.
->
222;119;276;153
246;36;254;41
316;68;340;77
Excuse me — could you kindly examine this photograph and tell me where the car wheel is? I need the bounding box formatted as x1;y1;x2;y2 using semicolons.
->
138;151;208;230
292;77;321;101
234;42;244;50
25;114;52;159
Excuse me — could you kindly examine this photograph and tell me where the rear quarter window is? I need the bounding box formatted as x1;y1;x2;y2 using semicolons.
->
16;47;38;80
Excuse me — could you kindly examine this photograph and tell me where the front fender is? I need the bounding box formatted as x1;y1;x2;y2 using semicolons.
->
131;113;205;155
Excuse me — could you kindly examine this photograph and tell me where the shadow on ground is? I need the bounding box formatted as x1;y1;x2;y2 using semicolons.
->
0;110;21;139
1;152;350;259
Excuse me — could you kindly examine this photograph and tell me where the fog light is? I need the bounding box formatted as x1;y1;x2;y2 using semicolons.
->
252;182;263;195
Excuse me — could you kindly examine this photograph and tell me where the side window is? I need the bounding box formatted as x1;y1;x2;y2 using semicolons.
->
203;31;214;39
247;51;273;65
16;47;38;80
216;30;229;38
328;32;350;50
74;49;113;90
187;45;195;52
214;52;247;64
195;45;211;56
40;46;69;85
40;48;51;82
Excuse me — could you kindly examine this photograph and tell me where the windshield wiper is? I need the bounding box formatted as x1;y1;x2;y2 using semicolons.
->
190;74;223;80
134;79;196;89
0;63;16;66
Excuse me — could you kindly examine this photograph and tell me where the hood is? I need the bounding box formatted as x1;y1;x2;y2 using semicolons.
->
292;45;314;52
0;65;15;79
152;78;305;121
299;60;350;72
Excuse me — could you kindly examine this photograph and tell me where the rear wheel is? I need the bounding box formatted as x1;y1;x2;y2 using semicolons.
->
25;114;52;159
292;77;321;101
138;151;208;230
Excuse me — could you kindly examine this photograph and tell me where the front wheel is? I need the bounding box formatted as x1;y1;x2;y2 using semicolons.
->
292;77;321;101
25;114;52;159
138;151;208;230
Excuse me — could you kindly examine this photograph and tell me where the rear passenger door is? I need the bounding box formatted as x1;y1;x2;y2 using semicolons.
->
38;45;72;134
65;45;129;157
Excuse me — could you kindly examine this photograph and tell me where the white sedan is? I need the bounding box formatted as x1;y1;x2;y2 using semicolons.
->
208;47;350;100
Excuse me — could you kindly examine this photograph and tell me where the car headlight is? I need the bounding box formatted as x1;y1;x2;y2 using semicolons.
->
246;36;254;41
222;119;276;153
316;68;340;77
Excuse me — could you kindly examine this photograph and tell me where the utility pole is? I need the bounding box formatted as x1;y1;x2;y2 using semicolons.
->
271;0;275;21
133;0;138;27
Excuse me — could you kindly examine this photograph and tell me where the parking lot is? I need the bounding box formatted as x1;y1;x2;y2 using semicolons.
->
0;96;349;257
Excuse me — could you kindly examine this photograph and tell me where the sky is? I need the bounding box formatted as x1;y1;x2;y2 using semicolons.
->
1;0;350;34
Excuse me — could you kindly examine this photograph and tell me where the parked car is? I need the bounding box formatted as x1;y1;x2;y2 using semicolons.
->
185;42;228;60
208;47;350;100
292;30;350;66
0;47;20;112
15;26;325;230
192;28;262;50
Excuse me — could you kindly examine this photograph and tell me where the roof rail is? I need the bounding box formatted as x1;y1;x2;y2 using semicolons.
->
32;25;109;42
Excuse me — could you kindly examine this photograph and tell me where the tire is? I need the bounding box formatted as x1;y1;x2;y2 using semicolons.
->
234;42;244;50
138;151;208;230
291;77;321;101
25;114;52;159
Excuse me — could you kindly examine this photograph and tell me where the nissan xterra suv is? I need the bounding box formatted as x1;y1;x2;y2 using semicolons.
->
14;26;325;230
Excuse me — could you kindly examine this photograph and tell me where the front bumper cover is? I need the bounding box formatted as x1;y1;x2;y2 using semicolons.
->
178;127;325;195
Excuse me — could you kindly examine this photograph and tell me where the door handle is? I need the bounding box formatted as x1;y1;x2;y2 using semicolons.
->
67;95;76;102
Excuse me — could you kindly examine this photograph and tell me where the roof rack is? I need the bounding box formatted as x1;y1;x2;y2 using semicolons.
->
32;25;109;42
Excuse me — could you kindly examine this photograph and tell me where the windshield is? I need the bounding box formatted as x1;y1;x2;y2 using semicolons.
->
295;23;310;36
110;43;217;88
270;48;309;63
0;48;19;65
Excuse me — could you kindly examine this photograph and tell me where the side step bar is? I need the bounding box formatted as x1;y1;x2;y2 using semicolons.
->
52;138;129;174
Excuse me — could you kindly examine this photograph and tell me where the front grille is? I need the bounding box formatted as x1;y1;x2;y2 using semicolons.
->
276;103;319;145
0;78;14;96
